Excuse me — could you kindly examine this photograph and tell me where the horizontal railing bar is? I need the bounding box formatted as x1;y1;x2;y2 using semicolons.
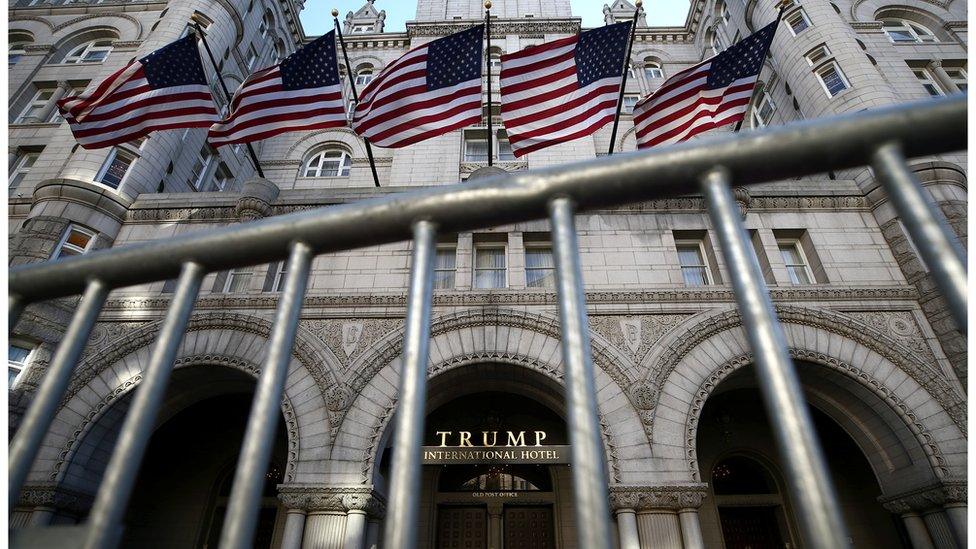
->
9;95;965;304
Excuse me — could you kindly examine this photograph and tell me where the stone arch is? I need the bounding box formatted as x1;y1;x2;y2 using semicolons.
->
9;16;55;35
349;54;384;72
52;15;141;42
51;356;303;497
330;308;649;486
285;128;368;159
647;309;966;489
851;0;954;27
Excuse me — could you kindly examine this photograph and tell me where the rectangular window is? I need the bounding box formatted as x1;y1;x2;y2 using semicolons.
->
751;89;775;127
54;224;96;259
223;268;253;293
246;44;259;70
95;148;134;189
271;262;287;291
433;246;457;290
943;65;968;92
815;62;849;97
474;244;506;289
189;146;217;190
805;44;831;66
622;94;640;113
8;344;33;388
352;24;372;33
497;129;515;161
675;240;712;286
786;8;811;35
732;30;742;44
912;68;944;96
463;129;490;162
777;239;814;284
50;85;88;124
17;88;55;124
525;245;555;288
9;151;39;189
719;1;730;24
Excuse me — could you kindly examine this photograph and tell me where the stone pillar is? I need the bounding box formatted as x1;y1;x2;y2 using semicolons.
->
609;484;708;549
28;506;56;527
33;80;72;124
901;513;936;549
343;510;367;549
280;509;308;549
615;509;640;549
927;60;960;94
235;177;280;222
943;503;967;548
677;509;705;549
303;511;347;549
364;520;380;549
921;509;958;549
487;503;503;549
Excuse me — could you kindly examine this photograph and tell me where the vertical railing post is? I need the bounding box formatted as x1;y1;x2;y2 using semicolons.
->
383;220;437;549
701;168;849;549
219;242;314;549
83;262;205;549
8;280;109;511
549;197;613;549
871;142;968;331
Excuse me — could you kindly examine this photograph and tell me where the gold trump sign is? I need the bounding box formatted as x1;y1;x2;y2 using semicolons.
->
422;430;570;465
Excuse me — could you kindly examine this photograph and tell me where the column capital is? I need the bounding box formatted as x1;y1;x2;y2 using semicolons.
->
879;480;967;513
609;483;708;512
56;80;73;92
927;59;944;69
276;484;386;518
17;484;94;516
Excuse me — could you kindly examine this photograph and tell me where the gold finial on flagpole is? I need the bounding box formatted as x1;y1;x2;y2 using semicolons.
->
635;0;642;6
485;1;492;9
331;8;339;17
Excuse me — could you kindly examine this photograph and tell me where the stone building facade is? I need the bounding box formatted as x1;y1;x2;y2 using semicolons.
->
6;0;968;547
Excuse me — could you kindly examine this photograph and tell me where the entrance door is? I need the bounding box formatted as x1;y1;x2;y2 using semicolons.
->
504;505;554;549
718;506;785;549
437;506;487;549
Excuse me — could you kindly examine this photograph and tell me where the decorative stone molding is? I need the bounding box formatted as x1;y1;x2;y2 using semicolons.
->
17;484;93;516
235;177;280;221
732;186;751;218
277;485;386;518
684;349;953;482
879;481;967;513
406;20;581;37
609;484;708;511
32;178;132;224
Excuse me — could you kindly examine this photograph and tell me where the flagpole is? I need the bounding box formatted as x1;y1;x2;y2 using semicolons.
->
485;1;493;167
607;0;642;156
733;4;786;133
333;9;382;188
193;23;265;179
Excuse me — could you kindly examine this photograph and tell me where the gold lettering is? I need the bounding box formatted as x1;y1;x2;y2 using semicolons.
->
482;431;498;447
507;431;526;446
534;430;547;446
436;431;452;447
459;431;473;447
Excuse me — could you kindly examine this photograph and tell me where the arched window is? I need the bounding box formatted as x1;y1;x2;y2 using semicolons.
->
880;19;938;43
355;65;374;86
303;147;352;177
9;31;33;65
709;30;725;55
644;60;664;79
63;40;113;64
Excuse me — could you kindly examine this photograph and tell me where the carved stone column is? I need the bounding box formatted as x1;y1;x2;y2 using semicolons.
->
364;520;380;549
342;492;384;549
280;509;308;549
487;502;504;549
235;177;280;222
610;484;708;549
927;60;960;94
277;485;386;549
33;80;73;124
880;481;967;549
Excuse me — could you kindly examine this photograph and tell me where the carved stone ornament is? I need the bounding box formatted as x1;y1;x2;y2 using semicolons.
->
879;481;968;514
17;484;94;516
235;177;280;221
277;484;386;518
609;484;708;511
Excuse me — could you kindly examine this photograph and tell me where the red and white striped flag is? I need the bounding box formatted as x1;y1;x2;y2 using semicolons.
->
633;20;779;149
209;31;347;146
352;25;484;148
499;22;632;158
57;35;219;149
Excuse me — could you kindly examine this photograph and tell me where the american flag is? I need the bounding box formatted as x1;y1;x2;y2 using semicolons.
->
58;35;219;149
633;20;779;149
209;31;346;146
499;22;632;158
352;25;484;148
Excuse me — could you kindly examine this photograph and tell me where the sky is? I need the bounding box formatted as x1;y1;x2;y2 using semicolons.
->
299;0;692;36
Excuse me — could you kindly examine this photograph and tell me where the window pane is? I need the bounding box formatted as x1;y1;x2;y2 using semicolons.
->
475;247;505;269
525;248;554;288
474;247;505;289
100;153;132;188
227;270;252;292
779;245;802;265
434;248;456;289
465;138;489;162
681;266;709;286
66;229;92;249
497;138;515;161
9;345;31;364
786;265;812;284
677;246;705;267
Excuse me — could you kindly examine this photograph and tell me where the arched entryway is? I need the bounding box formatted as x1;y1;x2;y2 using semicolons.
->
375;363;576;549
58;365;289;548
695;364;912;548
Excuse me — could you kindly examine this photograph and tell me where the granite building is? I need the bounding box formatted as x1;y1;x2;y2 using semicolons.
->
7;0;968;547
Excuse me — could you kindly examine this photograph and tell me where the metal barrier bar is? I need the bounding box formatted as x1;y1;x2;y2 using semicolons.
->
871;142;968;331
8;280;109;511
8;97;965;304
701;169;849;549
83;262;205;549
549;198;613;549
383;221;437;549
220;242;314;549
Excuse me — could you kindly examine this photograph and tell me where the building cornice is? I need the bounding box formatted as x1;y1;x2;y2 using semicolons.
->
609;484;709;511
406;18;582;37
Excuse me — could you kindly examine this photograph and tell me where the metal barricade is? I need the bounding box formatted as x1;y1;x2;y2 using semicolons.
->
7;95;967;549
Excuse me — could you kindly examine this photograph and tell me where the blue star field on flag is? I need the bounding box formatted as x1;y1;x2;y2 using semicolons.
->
281;30;341;90
426;25;484;92
706;20;777;89
140;35;209;88
576;22;632;88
